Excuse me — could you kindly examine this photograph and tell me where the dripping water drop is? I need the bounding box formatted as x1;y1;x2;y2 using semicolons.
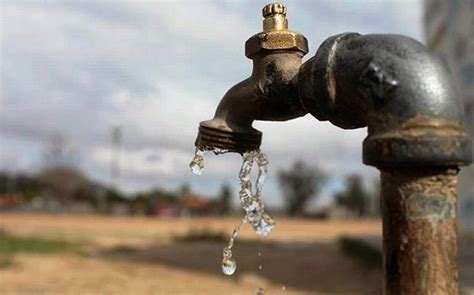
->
190;148;274;277
189;149;206;175
221;257;236;276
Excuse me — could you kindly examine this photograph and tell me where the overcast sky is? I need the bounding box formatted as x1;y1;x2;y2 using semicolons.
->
0;0;424;207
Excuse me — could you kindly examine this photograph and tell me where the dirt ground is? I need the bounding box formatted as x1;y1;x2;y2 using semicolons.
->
0;214;386;294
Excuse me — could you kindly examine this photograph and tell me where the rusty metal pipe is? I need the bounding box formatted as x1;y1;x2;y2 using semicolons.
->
381;168;459;294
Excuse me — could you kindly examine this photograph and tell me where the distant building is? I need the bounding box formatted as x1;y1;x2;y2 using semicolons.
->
0;193;21;210
425;0;474;233
181;193;212;216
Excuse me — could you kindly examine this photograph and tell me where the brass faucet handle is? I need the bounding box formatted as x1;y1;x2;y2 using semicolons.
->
262;3;288;31
245;3;307;58
262;3;287;17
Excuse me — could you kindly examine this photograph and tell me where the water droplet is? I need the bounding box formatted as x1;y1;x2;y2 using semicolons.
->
190;162;203;175
257;252;261;257
245;200;262;213
212;148;229;155
222;257;236;275
254;212;275;236
256;152;268;166
256;288;265;295
189;149;205;175
239;187;253;201
282;285;286;291
258;264;263;270
255;153;268;195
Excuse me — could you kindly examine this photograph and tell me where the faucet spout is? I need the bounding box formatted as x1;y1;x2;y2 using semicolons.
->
195;3;308;153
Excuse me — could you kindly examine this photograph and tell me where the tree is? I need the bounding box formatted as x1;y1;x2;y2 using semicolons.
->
335;174;369;217
368;178;381;217
278;160;326;216
179;183;191;197
217;183;232;216
0;173;42;202
38;166;89;205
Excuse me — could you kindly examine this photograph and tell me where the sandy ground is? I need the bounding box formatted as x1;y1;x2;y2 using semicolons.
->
0;214;382;246
0;214;387;294
1;254;305;295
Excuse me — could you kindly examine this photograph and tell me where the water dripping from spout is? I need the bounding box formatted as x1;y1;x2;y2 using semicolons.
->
189;149;275;277
221;150;275;276
189;149;206;175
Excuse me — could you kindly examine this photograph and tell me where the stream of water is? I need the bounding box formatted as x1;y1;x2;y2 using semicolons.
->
190;148;275;294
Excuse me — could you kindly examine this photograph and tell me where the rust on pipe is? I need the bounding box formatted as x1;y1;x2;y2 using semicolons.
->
381;168;459;294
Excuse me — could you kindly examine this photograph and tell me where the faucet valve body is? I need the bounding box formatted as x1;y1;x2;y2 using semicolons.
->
195;3;308;153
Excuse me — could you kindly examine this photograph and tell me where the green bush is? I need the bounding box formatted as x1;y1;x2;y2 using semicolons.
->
0;255;14;269
338;236;382;270
174;228;276;248
174;228;229;243
0;230;76;255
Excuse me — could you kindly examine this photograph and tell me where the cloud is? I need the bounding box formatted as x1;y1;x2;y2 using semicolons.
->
0;0;422;206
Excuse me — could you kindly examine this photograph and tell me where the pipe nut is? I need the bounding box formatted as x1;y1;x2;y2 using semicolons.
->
245;31;308;58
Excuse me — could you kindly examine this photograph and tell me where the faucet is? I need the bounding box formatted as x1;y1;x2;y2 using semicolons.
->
194;3;472;294
195;3;308;153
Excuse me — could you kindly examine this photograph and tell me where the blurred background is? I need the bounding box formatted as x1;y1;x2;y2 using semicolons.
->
0;0;472;294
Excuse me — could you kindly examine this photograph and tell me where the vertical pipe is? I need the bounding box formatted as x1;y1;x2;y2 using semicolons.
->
380;168;459;294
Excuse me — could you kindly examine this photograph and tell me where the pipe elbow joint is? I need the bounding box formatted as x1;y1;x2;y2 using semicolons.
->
299;33;472;167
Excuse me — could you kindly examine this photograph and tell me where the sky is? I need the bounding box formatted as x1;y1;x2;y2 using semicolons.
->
0;0;424;207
